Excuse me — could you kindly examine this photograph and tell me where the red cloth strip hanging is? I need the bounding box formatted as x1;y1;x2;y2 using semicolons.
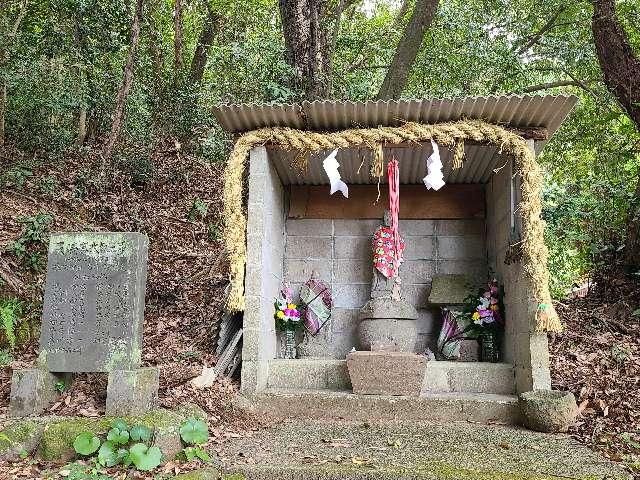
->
388;158;401;277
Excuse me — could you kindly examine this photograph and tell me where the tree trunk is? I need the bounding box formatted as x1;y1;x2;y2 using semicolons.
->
592;0;640;267
625;176;640;268
279;0;330;99
0;0;28;147
376;0;439;100
189;7;221;84
0;81;6;147
173;0;183;77
592;0;640;126
77;104;87;144
102;0;144;162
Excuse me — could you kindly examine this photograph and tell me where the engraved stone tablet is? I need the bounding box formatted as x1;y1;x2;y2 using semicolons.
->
39;232;148;372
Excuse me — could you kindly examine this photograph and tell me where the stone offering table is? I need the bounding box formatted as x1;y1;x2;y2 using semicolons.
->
346;351;426;396
9;232;158;417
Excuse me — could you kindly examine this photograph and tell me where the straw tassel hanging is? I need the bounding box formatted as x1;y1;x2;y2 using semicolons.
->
452;139;465;170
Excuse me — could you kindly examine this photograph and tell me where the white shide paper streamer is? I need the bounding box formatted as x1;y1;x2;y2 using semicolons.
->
423;140;445;191
323;149;349;198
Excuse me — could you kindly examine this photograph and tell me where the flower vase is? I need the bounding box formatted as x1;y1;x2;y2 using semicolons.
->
480;331;500;362
281;329;297;359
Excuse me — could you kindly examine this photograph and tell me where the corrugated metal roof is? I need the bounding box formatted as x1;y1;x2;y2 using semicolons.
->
213;95;577;138
269;143;506;185
215;95;578;185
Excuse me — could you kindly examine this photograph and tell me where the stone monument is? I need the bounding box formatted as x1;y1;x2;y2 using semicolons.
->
9;232;158;417
356;211;419;352
347;212;424;396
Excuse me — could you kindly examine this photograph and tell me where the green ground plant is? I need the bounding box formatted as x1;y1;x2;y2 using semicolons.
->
179;417;210;463
0;298;23;350
0;349;14;366
72;419;161;472
8;213;53;272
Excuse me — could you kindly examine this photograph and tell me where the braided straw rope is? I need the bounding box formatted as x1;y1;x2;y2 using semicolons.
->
223;120;562;332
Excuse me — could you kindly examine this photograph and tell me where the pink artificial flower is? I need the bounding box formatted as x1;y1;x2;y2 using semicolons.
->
490;298;498;304
479;309;493;318
483;291;491;299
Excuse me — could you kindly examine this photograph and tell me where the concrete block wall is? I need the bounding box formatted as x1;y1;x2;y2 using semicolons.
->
242;147;286;393
284;218;487;358
486;142;551;393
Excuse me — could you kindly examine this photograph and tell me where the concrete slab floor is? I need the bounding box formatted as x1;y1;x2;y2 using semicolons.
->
216;420;630;480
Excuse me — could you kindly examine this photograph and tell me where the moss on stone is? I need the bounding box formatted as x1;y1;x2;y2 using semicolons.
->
0;420;39;456
37;408;186;461
172;468;223;479
175;403;208;422
38;417;110;461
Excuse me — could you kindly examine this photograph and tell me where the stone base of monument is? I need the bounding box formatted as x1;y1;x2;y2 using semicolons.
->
346;351;426;396
106;367;160;416
8;368;70;417
357;298;419;352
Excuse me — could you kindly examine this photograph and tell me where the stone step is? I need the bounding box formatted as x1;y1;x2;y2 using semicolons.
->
213;420;629;480
266;359;516;395
237;389;521;425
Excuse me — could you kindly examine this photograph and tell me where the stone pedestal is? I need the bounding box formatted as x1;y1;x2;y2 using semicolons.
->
106;367;160;416
346;351;426;396
8;368;66;417
357;298;419;352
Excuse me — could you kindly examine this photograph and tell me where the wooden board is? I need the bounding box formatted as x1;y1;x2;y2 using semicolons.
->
289;184;485;219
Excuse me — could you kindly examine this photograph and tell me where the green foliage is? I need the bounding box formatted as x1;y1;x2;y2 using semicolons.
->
0;298;22;350
106;427;129;445
8;213;53;272
179;418;209;446
55;380;66;393
179;418;210;464
129;424;152;442
182;445;211;462
207;221;222;242
73;432;101;456
128;443;162;471
110;419;129;431
0;349;13;366
188;198;209;222
0;166;33;189
72;419;162;472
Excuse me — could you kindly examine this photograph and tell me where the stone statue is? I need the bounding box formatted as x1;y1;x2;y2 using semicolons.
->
357;211;418;352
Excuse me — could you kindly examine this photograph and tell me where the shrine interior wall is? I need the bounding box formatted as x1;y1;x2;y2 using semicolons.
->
283;217;488;358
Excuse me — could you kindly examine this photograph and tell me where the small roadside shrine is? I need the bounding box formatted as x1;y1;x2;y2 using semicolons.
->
213;95;578;424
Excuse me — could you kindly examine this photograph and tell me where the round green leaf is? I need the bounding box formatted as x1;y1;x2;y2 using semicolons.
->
110;419;129;431
179;418;209;445
128;443;162;471
97;441;118;467
73;432;101;456
130;424;152;442
107;427;130;445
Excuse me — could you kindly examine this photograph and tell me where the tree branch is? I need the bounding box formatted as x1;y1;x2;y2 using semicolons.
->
376;0;439;100
516;6;566;55
520;80;583;93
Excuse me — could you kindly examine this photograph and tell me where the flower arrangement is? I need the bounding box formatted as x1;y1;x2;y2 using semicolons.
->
469;279;503;330
274;285;303;332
